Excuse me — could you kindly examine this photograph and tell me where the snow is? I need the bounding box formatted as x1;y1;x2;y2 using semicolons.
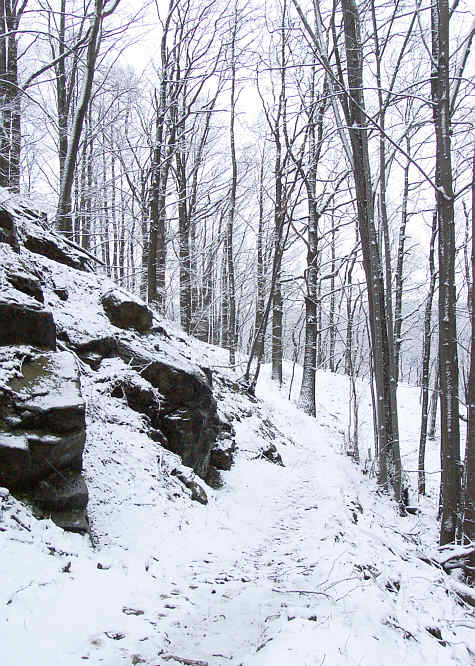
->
1;338;474;665
10;351;82;411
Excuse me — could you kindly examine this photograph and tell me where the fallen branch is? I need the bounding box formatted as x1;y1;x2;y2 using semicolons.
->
11;514;31;532
272;587;332;598
448;580;475;608
438;544;475;570
162;656;209;666
6;580;35;605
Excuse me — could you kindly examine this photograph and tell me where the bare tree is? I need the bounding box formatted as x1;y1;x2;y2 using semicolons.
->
224;4;239;365
418;213;437;495
463;142;474;561
431;0;461;546
339;0;402;500
56;0;121;237
0;0;28;191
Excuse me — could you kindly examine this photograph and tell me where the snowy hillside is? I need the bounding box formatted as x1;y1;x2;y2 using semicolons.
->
1;352;474;665
0;205;473;666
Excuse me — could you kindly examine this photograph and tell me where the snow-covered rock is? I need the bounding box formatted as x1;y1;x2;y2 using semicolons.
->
0;200;224;532
101;287;153;332
0;348;87;533
23;225;89;271
0;287;56;349
0;208;19;250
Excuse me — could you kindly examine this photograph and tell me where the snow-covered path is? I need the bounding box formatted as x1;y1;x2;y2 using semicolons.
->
154;451;328;664
1;365;473;666
144;371;472;666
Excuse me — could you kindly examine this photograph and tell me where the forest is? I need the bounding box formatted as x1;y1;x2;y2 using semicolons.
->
1;0;474;553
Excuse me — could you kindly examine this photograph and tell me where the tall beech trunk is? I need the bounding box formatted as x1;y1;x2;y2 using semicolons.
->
298;116;319;412
298;208;318;413
77;112;89;248
328;218;336;372
0;0;26;191
344;247;357;376
463;143;474;556
176;100;191;333
298;71;327;414
83;111;94;252
271;151;284;381
226;17;238;366
148;111;172;310
393;134;411;383
56;0;109;237
316;278;324;368
371;0;400;487
418;214;437;495
428;364;439;440
101;143;110;275
110;133;118;281
270;1;289;387
341;0;401;500
271;278;283;385
147;0;176;309
55;0;68;185
271;143;284;385
431;0;461;546
255;155;267;362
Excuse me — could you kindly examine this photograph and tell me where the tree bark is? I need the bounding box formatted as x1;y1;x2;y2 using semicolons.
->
393;134;411;383
341;0;401;500
418;214;437;495
462;140;474;558
0;0;26;191
226;14;238;365
431;0;461;546
56;0;109;237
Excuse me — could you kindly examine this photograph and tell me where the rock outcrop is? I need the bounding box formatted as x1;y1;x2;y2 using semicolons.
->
101;288;153;332
0;288;56;349
171;467;208;505
0;209;19;250
0;205;92;532
210;435;236;471
7;269;44;302
32;470;89;533
23;226;89;271
0;197;227;533
0;349;88;532
114;339;219;477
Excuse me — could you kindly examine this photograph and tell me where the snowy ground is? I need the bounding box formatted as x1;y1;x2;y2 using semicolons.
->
1;347;473;666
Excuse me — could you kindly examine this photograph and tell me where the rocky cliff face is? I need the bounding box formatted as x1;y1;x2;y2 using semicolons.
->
0;196;230;533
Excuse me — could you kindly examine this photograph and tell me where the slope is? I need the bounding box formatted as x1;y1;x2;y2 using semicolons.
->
0;201;473;665
1;347;474;665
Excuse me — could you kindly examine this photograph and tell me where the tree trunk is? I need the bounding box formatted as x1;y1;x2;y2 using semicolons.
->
271;278;283;386
226;21;238;365
298;155;319;413
393;135;411;382
463;142;474;560
341;0;401;500
431;0;461;546
418;214;437;495
176;109;192;333
55;0;68;186
147;19;177;310
329;218;336;372
428;364;439;440
56;0;105;237
0;0;25;191
255;155;267;362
